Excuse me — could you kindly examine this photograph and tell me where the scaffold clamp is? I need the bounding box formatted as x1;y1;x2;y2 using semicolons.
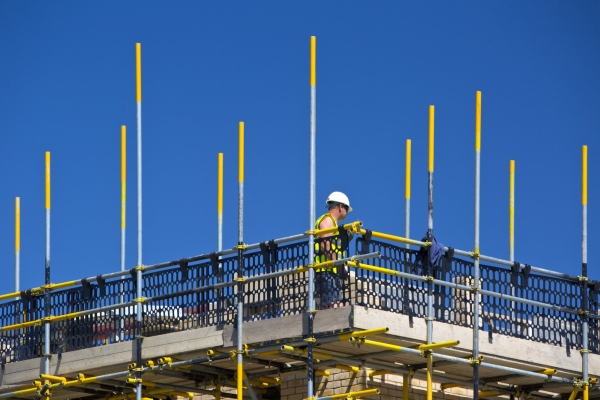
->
304;337;317;343
236;244;247;251
469;355;483;365
469;252;480;260
579;276;589;282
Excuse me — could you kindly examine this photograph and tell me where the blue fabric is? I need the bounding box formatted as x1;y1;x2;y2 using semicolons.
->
414;232;445;273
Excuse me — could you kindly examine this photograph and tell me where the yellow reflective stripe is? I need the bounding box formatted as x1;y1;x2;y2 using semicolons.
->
314;213;339;273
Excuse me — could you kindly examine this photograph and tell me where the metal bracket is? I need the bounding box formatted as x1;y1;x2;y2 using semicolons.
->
134;297;146;303
236;244;247;251
134;265;145;271
304;337;317;343
424;276;434;282
469;355;483;365
579;276;589;282
580;349;591;354
469;252;480;260
179;261;189;280
236;277;246;283
470;285;480;293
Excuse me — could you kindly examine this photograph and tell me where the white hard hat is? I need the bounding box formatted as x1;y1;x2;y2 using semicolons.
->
326;191;352;212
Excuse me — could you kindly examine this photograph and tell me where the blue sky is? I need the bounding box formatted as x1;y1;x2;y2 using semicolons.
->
0;2;599;294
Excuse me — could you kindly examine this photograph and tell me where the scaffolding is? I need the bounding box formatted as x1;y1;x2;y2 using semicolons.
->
0;38;596;400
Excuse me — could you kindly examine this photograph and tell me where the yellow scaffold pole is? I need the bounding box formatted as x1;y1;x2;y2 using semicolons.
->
237;121;245;400
405;139;411;249
15;197;20;293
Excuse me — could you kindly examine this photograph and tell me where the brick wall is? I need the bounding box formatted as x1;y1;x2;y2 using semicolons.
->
190;367;474;400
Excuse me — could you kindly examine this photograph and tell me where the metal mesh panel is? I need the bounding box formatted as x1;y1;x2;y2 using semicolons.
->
143;255;238;332
478;264;582;348
244;240;310;321
49;278;137;352
355;238;427;318
0;296;44;362
0;235;598;366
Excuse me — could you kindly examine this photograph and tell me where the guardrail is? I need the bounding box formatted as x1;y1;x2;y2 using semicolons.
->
0;234;597;365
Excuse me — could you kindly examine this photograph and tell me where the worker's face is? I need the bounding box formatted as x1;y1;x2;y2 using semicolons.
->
338;204;348;221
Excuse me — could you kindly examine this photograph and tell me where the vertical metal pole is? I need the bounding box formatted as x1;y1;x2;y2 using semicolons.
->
217;153;224;327
509;160;516;332
15;197;21;333
509;160;515;262
473;91;482;400
135;42;143;400
237;122;245;400
44;152;51;375
307;35;317;399
582;145;589;400
405;140;411;249
218;153;224;253
15;197;20;293
120;125;127;342
426;106;434;400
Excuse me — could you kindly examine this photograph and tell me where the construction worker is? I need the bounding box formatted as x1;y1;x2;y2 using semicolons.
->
314;191;352;309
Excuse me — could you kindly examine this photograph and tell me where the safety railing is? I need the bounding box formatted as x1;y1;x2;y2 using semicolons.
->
354;237;600;353
0;232;597;366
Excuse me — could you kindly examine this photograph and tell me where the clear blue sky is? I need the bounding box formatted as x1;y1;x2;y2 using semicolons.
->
0;2;599;295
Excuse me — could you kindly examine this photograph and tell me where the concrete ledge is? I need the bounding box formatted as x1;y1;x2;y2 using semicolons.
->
223;307;354;347
0;325;222;387
353;307;599;376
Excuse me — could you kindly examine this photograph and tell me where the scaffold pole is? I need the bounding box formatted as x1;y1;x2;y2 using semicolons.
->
473;90;482;400
44;151;51;376
582;144;589;400
307;34;317;399
135;41;143;400
405;139;411;249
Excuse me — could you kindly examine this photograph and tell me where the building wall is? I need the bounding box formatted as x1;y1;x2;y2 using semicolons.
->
279;368;472;400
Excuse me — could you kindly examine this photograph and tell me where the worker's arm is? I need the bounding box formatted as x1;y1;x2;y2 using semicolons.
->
318;216;336;261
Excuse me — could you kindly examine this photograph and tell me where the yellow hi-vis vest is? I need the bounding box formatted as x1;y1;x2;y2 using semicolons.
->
314;213;344;273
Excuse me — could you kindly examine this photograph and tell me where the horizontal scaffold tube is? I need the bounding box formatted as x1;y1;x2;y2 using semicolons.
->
246;327;389;357
0;253;379;333
282;336;573;387
0;352;232;399
1;222;581;307
1;222;367;303
314;388;379;400
343;337;574;386
361;227;581;282
347;261;586;317
280;345;542;400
